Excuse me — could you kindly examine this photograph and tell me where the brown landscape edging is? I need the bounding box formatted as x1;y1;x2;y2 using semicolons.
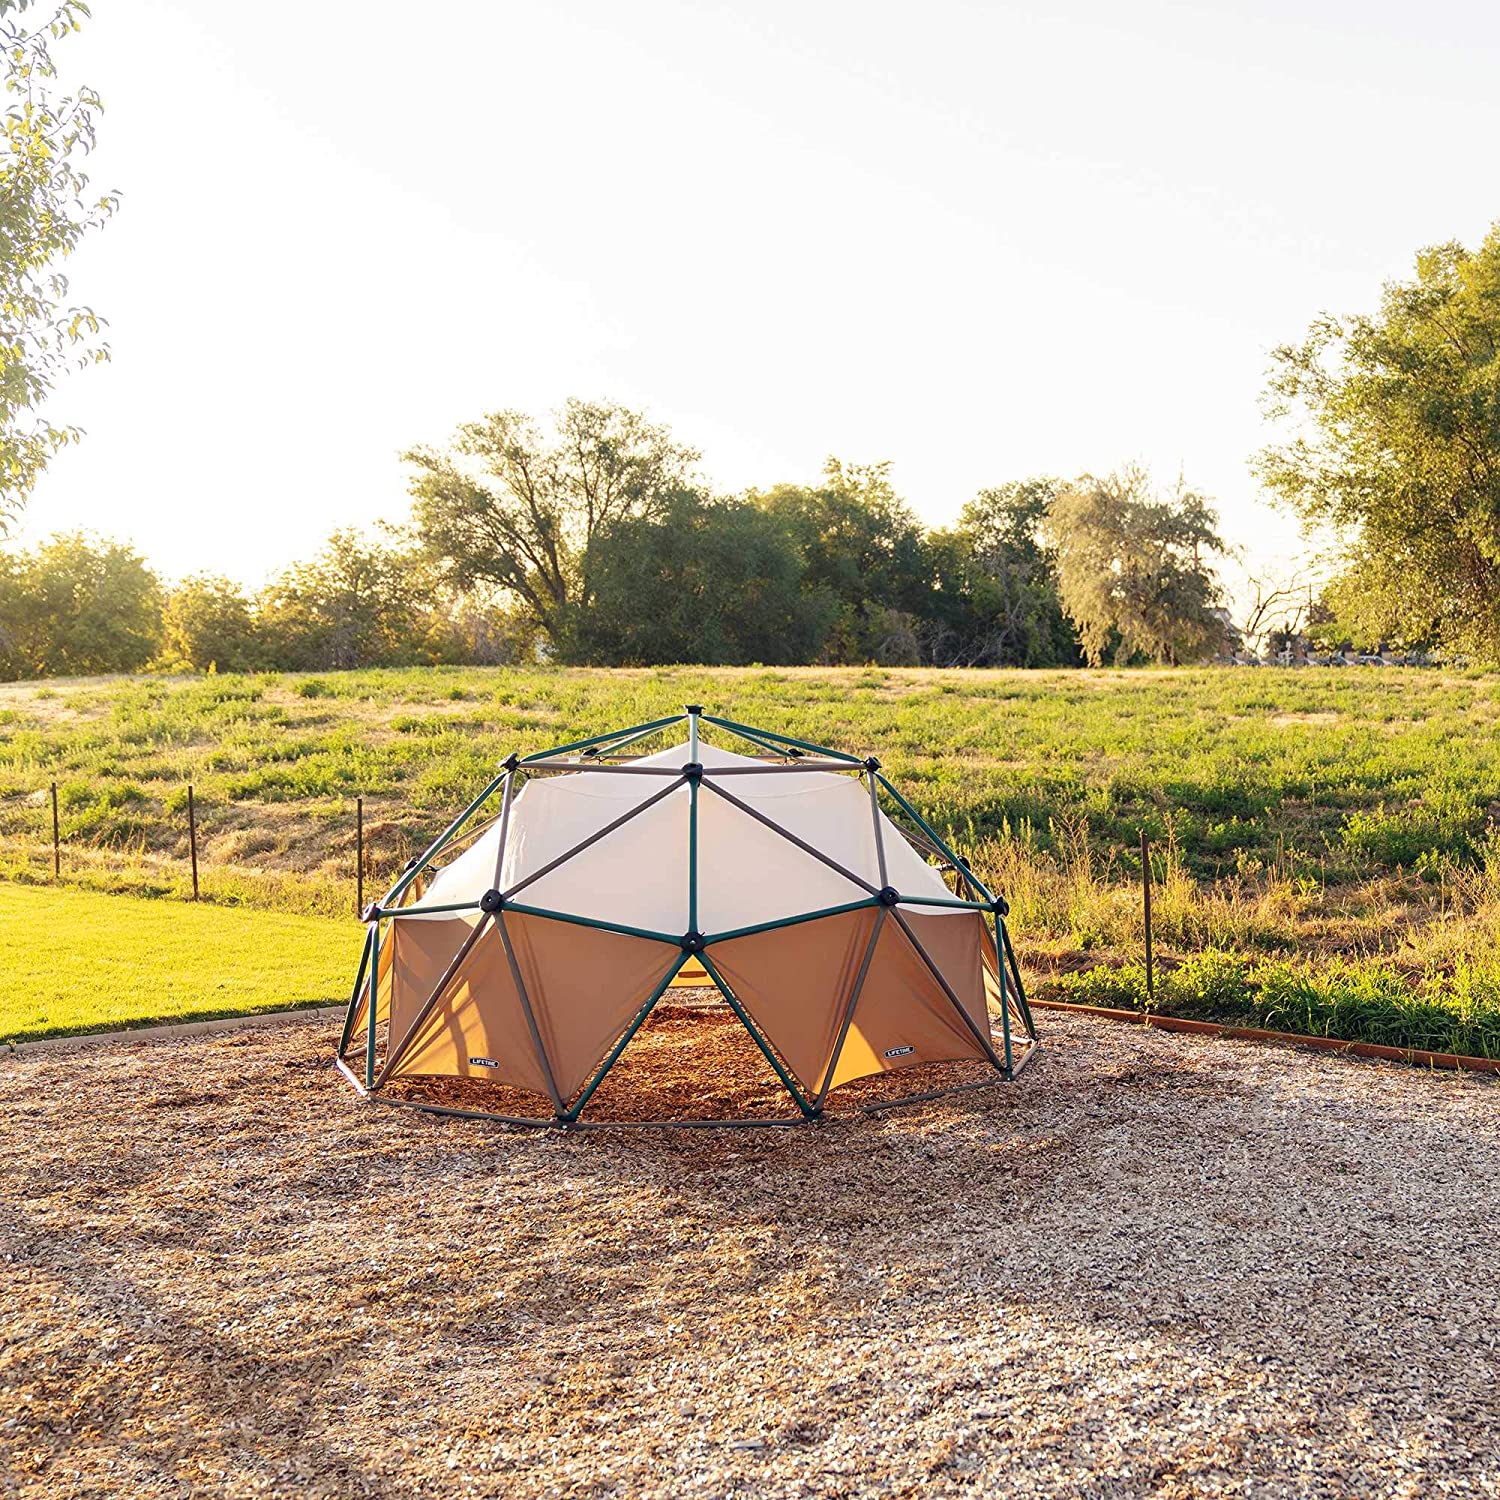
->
1030;998;1500;1075
3;1003;345;1057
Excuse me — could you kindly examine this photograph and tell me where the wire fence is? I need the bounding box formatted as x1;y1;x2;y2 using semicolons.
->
29;779;374;917
20;776;1167;969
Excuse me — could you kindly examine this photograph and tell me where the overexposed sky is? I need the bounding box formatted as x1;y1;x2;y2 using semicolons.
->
16;0;1500;591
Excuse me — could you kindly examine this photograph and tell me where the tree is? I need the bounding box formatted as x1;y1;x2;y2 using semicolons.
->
0;2;116;527
750;459;931;663
1234;570;1317;660
423;590;542;667
1257;224;1500;658
405;399;700;648
1314;550;1443;655
257;531;432;670
158;574;263;672
0;531;159;677
1047;466;1229;666
571;493;832;665
918;478;1079;667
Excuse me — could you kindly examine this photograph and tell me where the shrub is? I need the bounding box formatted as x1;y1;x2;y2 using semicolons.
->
1340;786;1484;867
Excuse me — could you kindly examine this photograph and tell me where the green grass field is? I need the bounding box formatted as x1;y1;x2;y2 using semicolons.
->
0;883;355;1042
3;663;1500;1054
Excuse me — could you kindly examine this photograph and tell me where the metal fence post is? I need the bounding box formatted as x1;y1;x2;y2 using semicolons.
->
188;785;200;901
1140;829;1154;1003
50;781;60;878
356;796;364;916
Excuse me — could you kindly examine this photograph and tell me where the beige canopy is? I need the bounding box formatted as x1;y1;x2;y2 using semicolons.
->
337;711;1036;1125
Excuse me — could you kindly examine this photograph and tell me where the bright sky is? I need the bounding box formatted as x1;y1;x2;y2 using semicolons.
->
16;0;1500;596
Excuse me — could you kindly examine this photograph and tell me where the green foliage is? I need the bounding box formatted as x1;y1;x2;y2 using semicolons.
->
1053;949;1500;1059
920;479;1079;666
406;399;700;641
571;492;834;665
7;662;1500;884
0;531;160;676
1260;224;1500;659
1317;553;1442;655
1339;785;1484;868
0;2;116;524
750;459;932;664
1048;466;1230;666
257;529;437;671
158;573;263;672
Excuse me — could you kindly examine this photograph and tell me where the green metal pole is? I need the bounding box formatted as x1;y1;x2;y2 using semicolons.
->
699;714;863;764
896;894;992;911
890;909;1006;1073
490;768;516;889
999;917;1037;1040
689;779;699;934
875;771;994;902
384;769;508;906
992;911;1014;1078
699;717;798;759
495;911;565;1117
502;900;681;946
375;913;495;1090
688;704;700;934
704;897;879;945
338;926;374;1056
813;908;885;1111
582;719;682;759
701;953;816;1117
867;768;888;888
382;899;484;919
522;714;686;764
363;919;381;1090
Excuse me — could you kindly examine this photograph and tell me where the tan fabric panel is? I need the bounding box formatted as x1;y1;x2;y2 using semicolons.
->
900;910;992;1035
382;916;480;1051
708;908;880;1094
506;915;682;1099
387;921;552;1097
828;916;987;1090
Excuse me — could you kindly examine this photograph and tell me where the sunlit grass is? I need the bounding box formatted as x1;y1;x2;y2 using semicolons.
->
0;883;357;1042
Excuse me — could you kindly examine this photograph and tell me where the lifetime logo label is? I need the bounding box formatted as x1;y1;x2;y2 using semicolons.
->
883;1045;914;1059
468;1057;500;1069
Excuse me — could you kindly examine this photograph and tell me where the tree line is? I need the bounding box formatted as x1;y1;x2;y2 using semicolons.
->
4;19;1498;695
0;428;1239;678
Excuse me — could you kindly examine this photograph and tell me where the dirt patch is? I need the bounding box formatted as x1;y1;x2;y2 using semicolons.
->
1268;711;1340;727
2;1012;1497;1498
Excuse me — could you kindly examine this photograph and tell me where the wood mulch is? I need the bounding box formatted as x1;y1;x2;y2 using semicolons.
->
2;1009;1497;1499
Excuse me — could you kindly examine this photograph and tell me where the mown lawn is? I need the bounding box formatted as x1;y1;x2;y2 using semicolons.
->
0;884;356;1043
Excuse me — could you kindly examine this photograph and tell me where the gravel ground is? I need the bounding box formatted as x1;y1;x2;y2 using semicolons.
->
2;1010;1497;1499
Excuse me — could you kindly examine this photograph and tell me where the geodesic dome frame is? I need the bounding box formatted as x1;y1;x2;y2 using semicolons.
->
334;706;1038;1127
